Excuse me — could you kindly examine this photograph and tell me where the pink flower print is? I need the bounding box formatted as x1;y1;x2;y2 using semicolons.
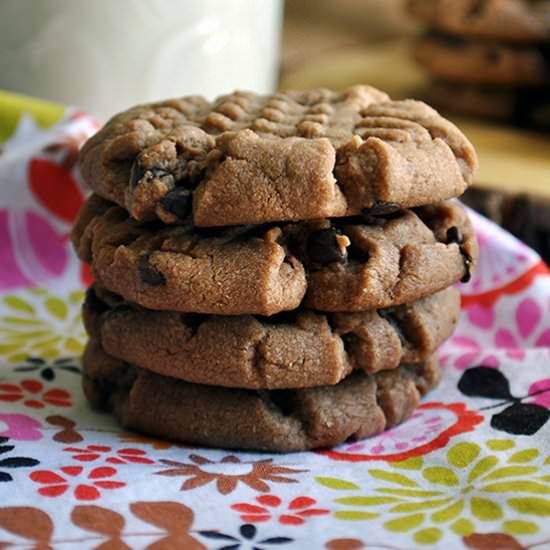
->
450;295;550;370
322;402;483;462
0;413;43;441
0;209;69;291
466;303;495;330
516;298;541;339
494;330;526;360
462;219;535;297
529;379;550;408
493;297;550;356
521;297;550;347
449;336;499;371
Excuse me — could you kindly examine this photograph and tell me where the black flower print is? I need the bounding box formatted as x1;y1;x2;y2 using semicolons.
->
0;437;39;482
197;523;293;550
15;357;80;381
458;366;550;435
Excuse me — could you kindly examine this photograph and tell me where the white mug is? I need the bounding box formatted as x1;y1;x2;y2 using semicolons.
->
0;0;283;121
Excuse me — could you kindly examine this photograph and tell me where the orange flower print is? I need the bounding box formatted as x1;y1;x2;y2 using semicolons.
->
64;444;154;465
0;379;71;409
156;454;307;494
232;495;330;525
30;466;125;500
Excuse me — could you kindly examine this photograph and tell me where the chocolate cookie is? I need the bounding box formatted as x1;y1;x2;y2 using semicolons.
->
408;0;550;43
73;195;476;315
414;32;550;86
83;284;459;389
301;200;476;312
82;340;441;452
426;79;550;129
72;194;306;316
79;86;477;226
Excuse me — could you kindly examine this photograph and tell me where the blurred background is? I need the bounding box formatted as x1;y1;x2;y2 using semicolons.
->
0;0;548;261
282;0;417;87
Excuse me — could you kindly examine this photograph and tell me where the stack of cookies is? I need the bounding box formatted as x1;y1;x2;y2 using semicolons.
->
72;85;478;452
408;0;550;129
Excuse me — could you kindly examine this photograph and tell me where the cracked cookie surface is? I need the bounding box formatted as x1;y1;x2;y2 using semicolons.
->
72;195;477;315
408;0;550;43
83;284;459;389
79;85;476;227
82;340;441;452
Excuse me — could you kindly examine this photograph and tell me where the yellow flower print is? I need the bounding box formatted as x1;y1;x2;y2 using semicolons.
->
317;439;550;545
0;288;85;363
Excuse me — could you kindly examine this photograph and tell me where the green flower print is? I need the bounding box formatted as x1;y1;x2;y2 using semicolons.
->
317;439;550;545
0;289;85;363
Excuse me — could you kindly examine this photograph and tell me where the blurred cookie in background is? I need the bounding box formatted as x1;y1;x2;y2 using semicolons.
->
407;0;550;43
414;32;550;86
426;80;550;129
407;0;550;130
462;187;550;264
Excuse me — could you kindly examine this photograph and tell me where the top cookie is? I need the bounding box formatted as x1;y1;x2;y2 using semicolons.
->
408;0;550;43
79;85;477;227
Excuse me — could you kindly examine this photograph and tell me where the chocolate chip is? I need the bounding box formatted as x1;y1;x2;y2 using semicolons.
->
461;253;473;283
446;227;472;282
306;228;348;264
160;187;192;220
138;254;166;286
446;226;464;245
129;154;171;187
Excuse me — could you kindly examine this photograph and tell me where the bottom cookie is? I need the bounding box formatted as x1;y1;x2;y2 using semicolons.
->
82;340;441;452
426;79;550;129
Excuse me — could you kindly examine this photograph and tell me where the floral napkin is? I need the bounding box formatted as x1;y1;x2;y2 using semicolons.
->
0;91;549;550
